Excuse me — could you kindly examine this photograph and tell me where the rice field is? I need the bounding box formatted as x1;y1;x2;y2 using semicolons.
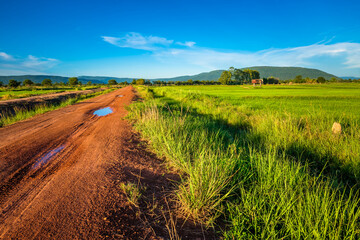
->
129;83;360;239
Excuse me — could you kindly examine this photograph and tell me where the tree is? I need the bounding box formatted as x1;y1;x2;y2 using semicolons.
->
218;71;232;85
267;77;280;84
294;75;303;83
136;79;145;85
42;79;52;86
68;77;79;86
233;68;246;84
86;81;92;85
330;77;338;82
23;79;34;86
187;79;193;85
108;79;117;85
243;69;260;82
9;79;21;88
0;81;3;87
131;79;137;85
316;76;326;83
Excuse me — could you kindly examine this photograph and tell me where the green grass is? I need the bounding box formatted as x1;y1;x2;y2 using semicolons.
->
128;84;360;239
0;86;100;100
0;88;114;127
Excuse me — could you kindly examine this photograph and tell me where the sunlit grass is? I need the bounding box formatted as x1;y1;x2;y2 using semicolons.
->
128;84;360;238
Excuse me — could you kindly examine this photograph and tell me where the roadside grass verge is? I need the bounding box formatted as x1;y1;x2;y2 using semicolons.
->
0;89;114;127
128;86;360;238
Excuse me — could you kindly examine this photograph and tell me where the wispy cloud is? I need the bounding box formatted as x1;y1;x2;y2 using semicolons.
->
102;32;174;51
0;52;14;61
0;52;59;75
176;41;196;47
102;32;360;76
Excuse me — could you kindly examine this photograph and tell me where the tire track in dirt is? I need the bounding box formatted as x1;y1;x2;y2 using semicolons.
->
0;86;214;239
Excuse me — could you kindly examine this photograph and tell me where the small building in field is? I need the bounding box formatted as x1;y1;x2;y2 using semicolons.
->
252;79;263;86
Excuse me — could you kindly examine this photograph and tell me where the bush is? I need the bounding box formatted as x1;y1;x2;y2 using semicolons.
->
8;79;21;88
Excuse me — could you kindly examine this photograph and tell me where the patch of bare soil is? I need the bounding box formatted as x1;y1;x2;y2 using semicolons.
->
0;86;215;239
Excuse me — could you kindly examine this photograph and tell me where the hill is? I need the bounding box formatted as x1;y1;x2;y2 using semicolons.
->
243;66;339;80
0;75;106;84
0;75;70;85
153;70;224;82
340;76;360;80
151;67;339;81
78;76;133;83
0;67;340;84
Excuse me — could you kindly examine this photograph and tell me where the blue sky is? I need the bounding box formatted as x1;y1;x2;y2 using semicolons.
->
0;0;360;78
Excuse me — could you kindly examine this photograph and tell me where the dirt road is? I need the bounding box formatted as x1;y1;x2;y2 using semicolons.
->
0;86;209;239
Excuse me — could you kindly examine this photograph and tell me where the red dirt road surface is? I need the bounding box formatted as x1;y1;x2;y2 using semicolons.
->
0;86;211;239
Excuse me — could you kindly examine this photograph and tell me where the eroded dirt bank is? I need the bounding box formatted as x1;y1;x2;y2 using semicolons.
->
0;86;212;239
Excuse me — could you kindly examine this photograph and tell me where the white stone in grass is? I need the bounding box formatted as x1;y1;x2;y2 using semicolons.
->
332;122;342;134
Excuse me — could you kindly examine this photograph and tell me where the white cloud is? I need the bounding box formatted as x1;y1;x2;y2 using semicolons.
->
102;32;174;51
151;42;360;76
176;41;196;47
0;51;59;75
0;52;14;60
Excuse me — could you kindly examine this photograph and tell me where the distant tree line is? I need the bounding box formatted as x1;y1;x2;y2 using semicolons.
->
277;75;357;84
1;74;359;89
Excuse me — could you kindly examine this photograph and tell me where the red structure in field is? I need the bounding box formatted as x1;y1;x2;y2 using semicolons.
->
252;79;263;86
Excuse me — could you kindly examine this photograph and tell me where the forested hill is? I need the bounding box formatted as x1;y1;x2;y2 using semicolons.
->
0;75;70;84
153;70;224;82
243;66;339;80
0;66;339;84
0;75;107;84
153;67;339;81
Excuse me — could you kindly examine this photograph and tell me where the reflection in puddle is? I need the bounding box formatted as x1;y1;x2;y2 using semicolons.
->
118;95;124;97
93;107;113;116
33;145;65;169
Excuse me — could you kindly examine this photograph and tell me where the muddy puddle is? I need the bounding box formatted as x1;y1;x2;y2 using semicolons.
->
33;145;65;169
93;107;113;116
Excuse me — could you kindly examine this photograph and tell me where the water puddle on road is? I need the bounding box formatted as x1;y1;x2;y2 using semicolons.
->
93;107;113;116
118;95;124;97
33;145;65;169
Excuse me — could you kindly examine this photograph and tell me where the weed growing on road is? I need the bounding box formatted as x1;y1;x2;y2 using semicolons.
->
119;182;144;207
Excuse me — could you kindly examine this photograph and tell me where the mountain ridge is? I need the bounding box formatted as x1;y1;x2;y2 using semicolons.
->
0;66;340;84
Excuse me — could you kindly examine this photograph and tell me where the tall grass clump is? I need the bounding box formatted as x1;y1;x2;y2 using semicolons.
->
128;86;360;238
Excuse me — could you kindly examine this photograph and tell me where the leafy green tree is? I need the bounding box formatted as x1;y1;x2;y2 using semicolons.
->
233;69;246;84
86;81;92;85
8;79;21;88
243;69;260;82
330;77;338;82
316;76;326;83
0;81;3;87
294;75;303;83
108;79;117;85
42;79;52;86
68;77;79;86
219;71;232;85
23;79;34;86
187;79;193;85
131;79;137;85
136;79;145;85
267;77;280;84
